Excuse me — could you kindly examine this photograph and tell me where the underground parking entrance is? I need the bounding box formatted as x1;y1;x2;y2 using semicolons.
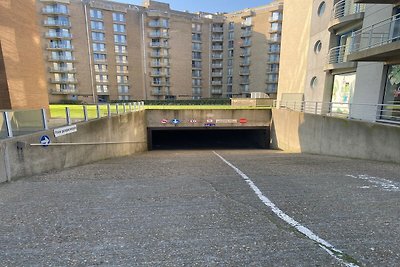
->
147;127;270;150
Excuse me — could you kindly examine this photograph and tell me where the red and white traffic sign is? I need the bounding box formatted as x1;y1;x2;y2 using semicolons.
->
189;119;197;123
239;118;248;124
206;119;214;123
161;119;168;124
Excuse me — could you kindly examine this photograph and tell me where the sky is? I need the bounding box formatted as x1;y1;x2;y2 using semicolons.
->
114;0;273;13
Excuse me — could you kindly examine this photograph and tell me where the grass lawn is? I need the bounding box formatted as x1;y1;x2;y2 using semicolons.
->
49;104;271;118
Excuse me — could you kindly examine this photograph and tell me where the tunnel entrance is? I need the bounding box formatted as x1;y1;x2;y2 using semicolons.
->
148;127;270;150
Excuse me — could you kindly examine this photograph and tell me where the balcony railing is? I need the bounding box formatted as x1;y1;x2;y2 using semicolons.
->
47;44;73;50
241;31;252;37
211;72;223;77
211;81;222;86
349;14;400;54
149;42;169;48
331;0;365;20
212;36;223;42
327;45;351;64
42;8;69;15
212;64;223;68
212;54;223;59
212;27;224;32
240;60;251;66
43;20;71;27
50;78;78;84
150;52;169;58
49;67;76;73
241;41;252;47
148;22;169;28
148;32;169;38
211;89;222;94
45;32;72;39
48;56;75;61
212;45;223;50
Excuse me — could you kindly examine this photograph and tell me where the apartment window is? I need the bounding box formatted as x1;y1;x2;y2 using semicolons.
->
227;68;233;76
91;21;104;30
56;84;75;91
93;43;106;52
117;65;128;73
270;33;281;42
317;2;326;17
228;50;234;58
117;75;129;83
192;79;201;86
266;84;277;93
192;61;202;68
116;55;128;63
96;85;108;93
228;40;234;49
51;51;73;60
268;64;279;72
193;87;201;93
48;28;71;38
94;64;107;72
228;32;234;40
314;40;322;54
192;52;202;60
192;70;202;77
115;45;127;53
228;22;234;30
241;84;249;92
92;32;105;41
113;13;126;22
93;53;107;62
269;44;280;53
267;74;278;82
118;85;129;93
271;22;280;31
150;19;169;28
192;43;202;51
96;74;108;82
227;76;233;84
243;17;252;26
271;11;282;21
113;24;126;33
192;23;201;32
49;40;72;49
268;54;280;62
228;59;233;67
44;4;68;14
114;34;127;44
118;95;130;101
192;33;201;42
90;9;103;20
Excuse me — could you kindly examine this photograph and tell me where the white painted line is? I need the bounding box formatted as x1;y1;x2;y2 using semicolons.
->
213;151;359;267
346;174;400;192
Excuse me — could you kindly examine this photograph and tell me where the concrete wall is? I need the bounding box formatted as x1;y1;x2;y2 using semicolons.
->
0;111;147;183
271;109;400;163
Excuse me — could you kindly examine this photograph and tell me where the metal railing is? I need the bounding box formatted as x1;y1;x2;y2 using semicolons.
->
0;103;145;139
331;0;365;20
350;14;400;53
276;100;400;124
327;44;350;64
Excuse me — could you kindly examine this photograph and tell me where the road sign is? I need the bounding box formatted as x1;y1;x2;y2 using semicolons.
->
54;125;77;138
171;119;181;124
189;119;197;123
206;119;214;123
161;119;168;124
204;123;216;127
239;118;248;124
216;119;238;124
40;135;51;147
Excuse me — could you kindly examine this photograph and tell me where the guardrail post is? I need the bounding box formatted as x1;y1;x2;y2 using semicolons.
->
141;101;145;110
348;103;352;119
129;103;132;112
116;104;119;115
66;107;71;125
133;102;137;111
107;104;111;117
4;112;13;138
328;102;333;116
314;102;318;114
83;105;88;121
96;105;101;119
123;103;127;113
41;108;48;130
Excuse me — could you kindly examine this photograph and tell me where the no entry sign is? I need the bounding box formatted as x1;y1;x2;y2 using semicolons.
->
239;118;248;124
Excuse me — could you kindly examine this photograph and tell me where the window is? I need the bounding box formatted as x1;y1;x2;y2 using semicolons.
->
192;79;201;86
228;22;234;30
96;85;108;93
317;2;326;17
91;21;104;30
192;43;202;51
117;75;129;83
192;33;201;42
192;23;201;32
118;95;130;101
115;45;127;54
93;53;106;62
118;85;129;93
117;65;128;73
227;68;233;76
94;64;107;72
114;34;127;44
314;40;322;54
113;13;126;22
228;32;234;40
192;70;202;77
96;74;108;82
116;55;128;63
192;52;202;60
228;50;234;58
271;22;280;31
44;4;68;14
93;43;106;52
382;65;400;121
270;11;282;21
90;9;103;20
92;32;105;41
310;76;318;88
228;40;234;49
113;24;126;33
228;59;233;67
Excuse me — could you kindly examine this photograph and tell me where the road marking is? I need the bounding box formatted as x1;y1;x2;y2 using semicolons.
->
346;174;400;192
213;151;359;267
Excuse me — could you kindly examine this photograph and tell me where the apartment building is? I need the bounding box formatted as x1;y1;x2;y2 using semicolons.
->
278;0;399;123
0;0;48;110
36;0;284;103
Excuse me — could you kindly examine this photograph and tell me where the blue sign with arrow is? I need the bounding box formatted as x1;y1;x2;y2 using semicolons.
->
40;135;51;147
171;119;181;125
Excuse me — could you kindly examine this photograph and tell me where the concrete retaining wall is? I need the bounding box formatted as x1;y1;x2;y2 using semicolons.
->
271;109;400;163
0;110;147;182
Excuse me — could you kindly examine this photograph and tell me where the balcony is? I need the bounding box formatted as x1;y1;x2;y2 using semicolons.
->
212;64;223;68
240;60;251;66
48;55;75;62
211;89;222;94
148;22;169;28
212;36;223;42
269;15;283;23
150;52;169;58
212;45;223;51
148;32;169;38
192;46;202;52
150;62;169;67
266;67;279;74
325;45;357;70
266;78;278;83
329;0;365;32
212;54;223;59
45;32;72;39
151;89;167;96
151;71;169;77
97;90;110;95
241;21;252;28
49;67;76;73
211;72;223;77
212;27;224;32
192;64;202;69
49;78;78;84
348;14;400;62
268;37;281;43
147;10;170;18
269;26;282;33
211;81;222;86
240;51;251;57
151;81;168;86
240;79;250;85
241;41;252;47
241;31;252;38
47;44;73;50
149;42;169;48
50;88;77;95
239;69;250;75
268;48;281;54
43;20;71;27
42;8;69;15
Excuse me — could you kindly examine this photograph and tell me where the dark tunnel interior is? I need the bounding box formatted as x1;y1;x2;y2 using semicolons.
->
148;128;270;150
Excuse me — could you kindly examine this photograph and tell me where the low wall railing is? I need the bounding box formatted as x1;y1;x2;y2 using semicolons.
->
275;100;400;125
0;102;145;139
